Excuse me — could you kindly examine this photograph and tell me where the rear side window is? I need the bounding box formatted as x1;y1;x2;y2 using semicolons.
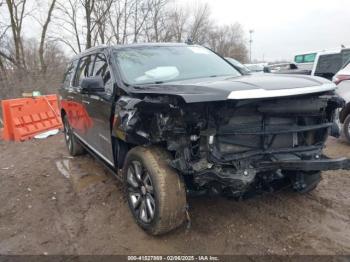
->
92;53;113;95
62;60;78;88
294;53;316;63
73;55;94;87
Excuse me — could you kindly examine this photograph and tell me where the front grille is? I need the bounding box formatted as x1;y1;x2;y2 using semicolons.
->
213;104;329;160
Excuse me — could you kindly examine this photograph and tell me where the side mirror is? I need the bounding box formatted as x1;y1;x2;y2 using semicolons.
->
80;76;104;94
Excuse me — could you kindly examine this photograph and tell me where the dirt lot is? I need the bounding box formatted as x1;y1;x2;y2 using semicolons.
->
0;134;349;255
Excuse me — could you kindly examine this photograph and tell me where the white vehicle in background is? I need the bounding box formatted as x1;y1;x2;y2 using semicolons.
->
225;57;251;75
244;63;268;74
294;52;317;72
334;59;350;142
294;48;350;80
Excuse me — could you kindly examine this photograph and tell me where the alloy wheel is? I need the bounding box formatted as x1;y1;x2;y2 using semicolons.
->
63;118;72;151
126;160;156;224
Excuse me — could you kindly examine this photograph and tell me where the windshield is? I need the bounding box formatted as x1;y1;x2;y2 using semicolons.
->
114;45;241;85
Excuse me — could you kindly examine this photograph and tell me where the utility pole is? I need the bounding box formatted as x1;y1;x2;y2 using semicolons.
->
249;29;254;63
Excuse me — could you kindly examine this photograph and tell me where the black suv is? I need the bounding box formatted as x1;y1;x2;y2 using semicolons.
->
60;43;349;235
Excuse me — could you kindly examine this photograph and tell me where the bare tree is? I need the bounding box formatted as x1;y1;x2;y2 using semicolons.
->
132;0;151;43
0;0;249;99
80;0;94;49
2;0;27;68
143;0;170;42
208;23;248;62
38;0;57;73
55;0;83;54
168;5;188;42
81;0;114;48
107;0;124;44
55;0;113;51
122;0;134;44
91;0;114;45
188;2;211;44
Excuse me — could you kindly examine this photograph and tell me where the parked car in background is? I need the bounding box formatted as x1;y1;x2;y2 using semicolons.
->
244;63;266;74
312;50;344;80
225;57;251;74
269;62;311;75
334;60;350;142
293;48;350;80
268;63;298;73
294;52;317;73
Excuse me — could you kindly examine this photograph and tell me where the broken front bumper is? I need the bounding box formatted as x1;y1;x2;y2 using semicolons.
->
258;157;350;171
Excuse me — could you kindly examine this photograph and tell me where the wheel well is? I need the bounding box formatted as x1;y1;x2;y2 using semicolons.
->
61;109;66;120
112;137;130;169
339;103;350;123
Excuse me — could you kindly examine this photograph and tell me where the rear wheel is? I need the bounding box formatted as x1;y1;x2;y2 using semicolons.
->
123;146;187;235
63;115;85;156
343;114;350;143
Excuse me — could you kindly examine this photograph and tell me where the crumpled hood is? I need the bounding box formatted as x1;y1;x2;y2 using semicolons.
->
128;74;336;103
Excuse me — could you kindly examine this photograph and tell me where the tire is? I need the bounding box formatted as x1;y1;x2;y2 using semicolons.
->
123;146;187;235
343;114;350;143
63;115;85;156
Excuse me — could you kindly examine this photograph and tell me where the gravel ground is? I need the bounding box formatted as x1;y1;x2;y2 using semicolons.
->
0;134;349;255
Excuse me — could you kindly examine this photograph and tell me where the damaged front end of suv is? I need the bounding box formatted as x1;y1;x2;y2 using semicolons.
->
113;79;348;199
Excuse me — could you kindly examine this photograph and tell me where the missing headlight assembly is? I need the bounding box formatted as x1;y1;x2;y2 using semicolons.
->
112;92;348;199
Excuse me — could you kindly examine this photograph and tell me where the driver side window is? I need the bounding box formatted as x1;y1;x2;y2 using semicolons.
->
73;55;94;87
92;53;113;95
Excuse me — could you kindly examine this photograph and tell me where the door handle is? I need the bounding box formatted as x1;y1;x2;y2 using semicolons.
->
82;100;90;104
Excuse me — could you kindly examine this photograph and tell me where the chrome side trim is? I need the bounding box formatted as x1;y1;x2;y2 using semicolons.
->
227;83;336;100
73;132;115;167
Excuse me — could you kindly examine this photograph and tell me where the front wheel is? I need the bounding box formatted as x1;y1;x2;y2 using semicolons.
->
123;146;187;235
343;114;350;143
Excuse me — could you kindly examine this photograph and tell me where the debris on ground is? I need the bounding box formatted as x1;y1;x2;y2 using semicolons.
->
34;129;60;139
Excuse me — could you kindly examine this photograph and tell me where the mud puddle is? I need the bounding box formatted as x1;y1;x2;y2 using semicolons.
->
55;157;108;192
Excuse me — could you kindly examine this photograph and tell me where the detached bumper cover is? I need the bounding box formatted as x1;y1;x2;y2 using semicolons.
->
258;157;350;171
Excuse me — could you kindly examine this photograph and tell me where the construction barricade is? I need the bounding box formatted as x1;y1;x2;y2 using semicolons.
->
1;95;62;142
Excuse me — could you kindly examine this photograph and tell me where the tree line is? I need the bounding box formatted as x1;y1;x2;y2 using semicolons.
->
0;0;248;98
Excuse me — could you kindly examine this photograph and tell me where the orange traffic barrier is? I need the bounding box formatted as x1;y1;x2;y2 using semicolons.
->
1;95;62;142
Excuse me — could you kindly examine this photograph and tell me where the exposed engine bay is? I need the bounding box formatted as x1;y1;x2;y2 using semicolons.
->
113;91;345;198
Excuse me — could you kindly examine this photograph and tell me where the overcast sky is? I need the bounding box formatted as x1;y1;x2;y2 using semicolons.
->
15;0;350;62
202;0;350;61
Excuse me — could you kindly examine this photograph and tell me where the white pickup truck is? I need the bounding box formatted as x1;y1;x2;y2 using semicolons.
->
291;48;350;80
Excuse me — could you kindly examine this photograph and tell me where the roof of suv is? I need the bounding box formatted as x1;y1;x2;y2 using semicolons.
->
72;43;188;60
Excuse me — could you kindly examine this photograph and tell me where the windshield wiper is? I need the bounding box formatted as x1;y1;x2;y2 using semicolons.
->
137;81;165;85
209;74;237;78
